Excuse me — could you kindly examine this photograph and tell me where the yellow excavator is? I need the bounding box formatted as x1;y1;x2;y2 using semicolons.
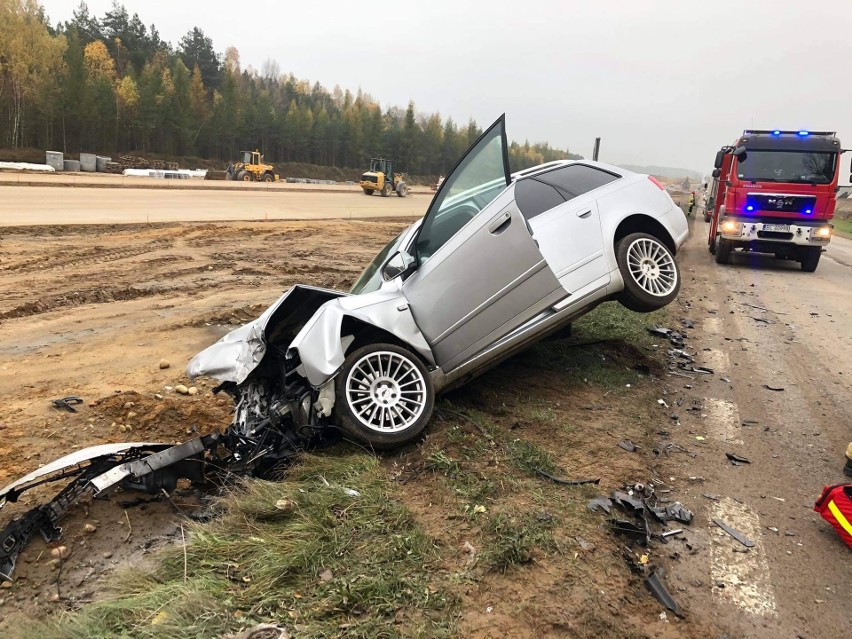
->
226;150;279;182
359;157;409;197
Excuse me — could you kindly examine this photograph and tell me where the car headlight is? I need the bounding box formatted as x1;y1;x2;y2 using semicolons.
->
811;226;832;240
720;220;742;234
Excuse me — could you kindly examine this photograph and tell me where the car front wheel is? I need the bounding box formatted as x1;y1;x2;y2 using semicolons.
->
616;232;680;312
335;343;434;449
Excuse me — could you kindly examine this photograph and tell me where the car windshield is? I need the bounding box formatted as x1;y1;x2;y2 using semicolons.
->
736;151;836;184
349;231;406;295
415;118;509;263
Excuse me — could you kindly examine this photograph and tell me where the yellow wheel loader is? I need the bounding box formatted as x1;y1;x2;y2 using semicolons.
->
359;157;409;197
226;150;279;182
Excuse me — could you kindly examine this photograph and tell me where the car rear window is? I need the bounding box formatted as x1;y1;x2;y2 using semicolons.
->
516;164;620;219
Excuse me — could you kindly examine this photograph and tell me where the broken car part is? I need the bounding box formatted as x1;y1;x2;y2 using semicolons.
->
645;571;683;616
534;469;600;486
50;396;83;413
712;517;756;547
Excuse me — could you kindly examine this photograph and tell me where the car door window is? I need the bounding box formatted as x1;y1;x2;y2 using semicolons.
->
515;178;566;219
415;116;510;263
535;164;620;201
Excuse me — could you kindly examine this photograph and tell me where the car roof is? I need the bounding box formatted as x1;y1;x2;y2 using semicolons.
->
511;159;633;182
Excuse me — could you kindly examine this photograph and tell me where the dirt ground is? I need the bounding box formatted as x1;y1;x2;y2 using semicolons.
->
0;207;850;637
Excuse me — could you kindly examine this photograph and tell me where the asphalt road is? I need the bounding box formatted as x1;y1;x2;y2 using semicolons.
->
0;185;426;225
663;215;852;638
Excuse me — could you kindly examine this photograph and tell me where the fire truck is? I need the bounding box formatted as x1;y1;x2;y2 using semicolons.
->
707;130;842;272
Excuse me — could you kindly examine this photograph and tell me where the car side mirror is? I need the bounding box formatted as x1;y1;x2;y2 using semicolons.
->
381;250;416;281
732;146;747;161
712;168;721;178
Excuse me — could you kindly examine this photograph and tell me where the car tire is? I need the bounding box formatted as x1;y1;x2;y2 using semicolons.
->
616;232;680;313
335;343;434;449
715;238;732;264
799;247;821;272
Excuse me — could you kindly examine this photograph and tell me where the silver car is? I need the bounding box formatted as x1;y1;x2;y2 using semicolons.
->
188;115;688;449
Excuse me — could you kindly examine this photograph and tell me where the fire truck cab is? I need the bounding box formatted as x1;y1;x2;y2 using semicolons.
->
707;130;841;272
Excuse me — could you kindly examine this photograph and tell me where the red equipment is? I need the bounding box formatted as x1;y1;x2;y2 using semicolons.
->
706;130;843;272
814;484;852;550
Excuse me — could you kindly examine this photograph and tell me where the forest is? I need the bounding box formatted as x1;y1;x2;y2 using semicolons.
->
0;0;581;175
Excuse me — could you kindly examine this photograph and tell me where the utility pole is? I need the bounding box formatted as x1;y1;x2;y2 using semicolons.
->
592;137;601;161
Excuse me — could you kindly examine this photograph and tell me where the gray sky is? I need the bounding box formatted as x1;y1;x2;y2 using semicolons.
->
40;0;852;176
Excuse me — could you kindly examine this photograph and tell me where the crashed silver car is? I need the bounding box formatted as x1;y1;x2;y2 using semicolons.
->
0;116;687;578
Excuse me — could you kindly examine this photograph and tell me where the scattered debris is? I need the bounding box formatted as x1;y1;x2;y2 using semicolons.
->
702;493;721;501
586;496;613;514
645;571;682;616
50;396;83;413
618;440;638;452
535;468;600;486
763;384;785;392
712;518;756;547
726;452;751;465
648;502;693;524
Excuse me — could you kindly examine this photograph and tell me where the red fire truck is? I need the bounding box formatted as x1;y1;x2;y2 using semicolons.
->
707;130;842;272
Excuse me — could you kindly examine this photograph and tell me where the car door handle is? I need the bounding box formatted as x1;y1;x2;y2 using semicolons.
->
488;210;513;234
576;209;592;219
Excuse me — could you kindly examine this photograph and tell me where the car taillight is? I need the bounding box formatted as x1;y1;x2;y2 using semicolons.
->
648;176;665;190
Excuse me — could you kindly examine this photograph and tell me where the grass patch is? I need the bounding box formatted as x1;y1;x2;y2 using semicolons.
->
834;217;852;239
21;454;455;639
481;511;557;573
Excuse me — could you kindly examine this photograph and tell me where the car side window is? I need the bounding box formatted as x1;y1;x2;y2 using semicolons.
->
515;178;566;219
536;164;620;201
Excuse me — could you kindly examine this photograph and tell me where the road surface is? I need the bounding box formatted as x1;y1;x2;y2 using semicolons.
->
661;215;852;637
0;185;426;225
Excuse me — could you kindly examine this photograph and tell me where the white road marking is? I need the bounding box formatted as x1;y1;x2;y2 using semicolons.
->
704;397;742;444
701;349;730;374
710;497;777;617
703;317;722;334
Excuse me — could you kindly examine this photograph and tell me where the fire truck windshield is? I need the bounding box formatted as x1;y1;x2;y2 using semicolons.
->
735;151;836;184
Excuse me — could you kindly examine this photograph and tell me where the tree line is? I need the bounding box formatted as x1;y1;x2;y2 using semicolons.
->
0;0;581;174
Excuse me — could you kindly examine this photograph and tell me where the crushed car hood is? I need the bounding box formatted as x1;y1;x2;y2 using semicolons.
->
187;285;345;384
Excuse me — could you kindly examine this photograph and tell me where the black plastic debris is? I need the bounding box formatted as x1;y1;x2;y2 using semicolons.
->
763;384;784;392
712;518;755;547
618;440;637;453
612;491;645;513
609;518;649;545
646;571;682;616
682;319;695;329
535;468;600;486
51;396;84;413
725;452;751;465
649;502;693;524
587;496;613;514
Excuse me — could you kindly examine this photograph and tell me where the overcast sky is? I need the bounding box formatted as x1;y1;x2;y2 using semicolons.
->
39;0;852;175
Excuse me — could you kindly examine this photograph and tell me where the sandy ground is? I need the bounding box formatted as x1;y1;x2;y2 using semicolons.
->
0;199;850;636
0;185;426;225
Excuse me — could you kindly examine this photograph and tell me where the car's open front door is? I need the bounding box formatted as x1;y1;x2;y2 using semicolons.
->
402;116;564;372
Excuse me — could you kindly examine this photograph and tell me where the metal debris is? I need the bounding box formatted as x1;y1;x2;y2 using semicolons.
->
645;571;682;616
51;396;84;413
712;517;756;547
586;496;613;513
618;440;638;452
763;384;785;391
725;452;751;465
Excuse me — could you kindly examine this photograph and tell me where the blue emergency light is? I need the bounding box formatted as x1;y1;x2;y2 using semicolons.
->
797;130;810;136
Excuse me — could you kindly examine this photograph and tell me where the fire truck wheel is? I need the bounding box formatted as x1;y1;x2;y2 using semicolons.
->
715;238;732;264
799;247;821;272
615;232;680;313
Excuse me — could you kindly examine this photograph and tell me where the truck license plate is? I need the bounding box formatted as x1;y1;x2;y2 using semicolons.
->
763;224;790;232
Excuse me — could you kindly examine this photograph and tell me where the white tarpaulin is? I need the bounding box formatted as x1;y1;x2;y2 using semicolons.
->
0;162;55;172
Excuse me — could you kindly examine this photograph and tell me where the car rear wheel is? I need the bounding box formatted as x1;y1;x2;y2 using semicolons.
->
616;232;680;312
335;343;434;449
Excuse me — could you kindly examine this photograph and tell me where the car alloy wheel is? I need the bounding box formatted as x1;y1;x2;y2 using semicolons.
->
345;349;428;433
626;237;677;297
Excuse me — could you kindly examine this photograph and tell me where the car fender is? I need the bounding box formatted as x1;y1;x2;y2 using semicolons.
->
289;288;434;387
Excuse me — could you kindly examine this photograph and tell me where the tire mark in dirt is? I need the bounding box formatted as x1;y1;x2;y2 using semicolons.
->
710;497;777;617
0;241;173;273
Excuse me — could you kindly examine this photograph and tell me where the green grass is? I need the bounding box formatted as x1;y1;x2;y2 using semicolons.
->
21;454;456;639
834;217;852;239
481;512;557;573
